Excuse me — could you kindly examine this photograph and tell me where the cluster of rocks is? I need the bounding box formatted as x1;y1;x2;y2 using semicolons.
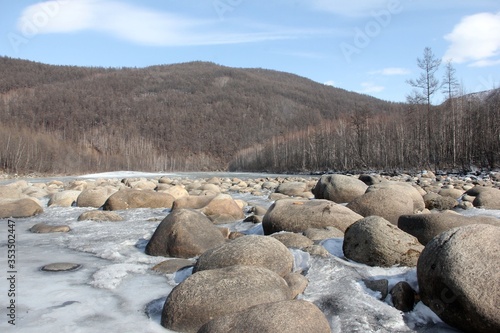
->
1;171;499;332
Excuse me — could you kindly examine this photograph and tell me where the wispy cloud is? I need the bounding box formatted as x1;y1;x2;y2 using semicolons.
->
324;80;336;86
443;11;500;67
369;67;411;75
16;0;306;46
360;82;384;93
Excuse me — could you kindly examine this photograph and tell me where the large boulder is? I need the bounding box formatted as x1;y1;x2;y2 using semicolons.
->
48;190;81;207
76;187;117;208
200;193;244;224
263;198;363;234
172;195;216;210
193;235;294;277
161;265;291;332
398;213;500;245
417;224;500;333
275;181;307;196
343;216;424;267
102;188;174;210
312;174;368;203
472;188;500;209
198;300;331;333
158;185;189;200
346;187;414;224
423;192;458;210
366;182;425;212
0;198;44;218
145;209;226;258
0;185;25;200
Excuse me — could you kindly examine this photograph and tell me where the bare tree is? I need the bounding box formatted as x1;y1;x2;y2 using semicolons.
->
406;47;442;166
442;60;460;167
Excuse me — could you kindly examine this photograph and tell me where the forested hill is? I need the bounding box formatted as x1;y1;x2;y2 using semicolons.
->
1;57;498;175
0;56;400;174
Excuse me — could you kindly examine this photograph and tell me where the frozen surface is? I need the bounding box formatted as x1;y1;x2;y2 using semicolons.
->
0;171;497;333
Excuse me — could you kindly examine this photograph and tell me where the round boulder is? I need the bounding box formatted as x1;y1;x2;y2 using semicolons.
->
161;265;291;332
0;198;44;218
312;174;368;203
103;188;175;210
76;187;117;208
193;235;293;277
346;187;414;224
366;182;425;212
423;192;458;211
48;190;81;207
343;216;424;267
145;209;226;258
398;213;500;245
198;300;330;333
275;181;307;196
417;224;500;333
200;193;244;224
263;198;363;234
472;188;500;209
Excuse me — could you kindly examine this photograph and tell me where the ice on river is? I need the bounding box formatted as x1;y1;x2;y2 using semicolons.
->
1;172;498;333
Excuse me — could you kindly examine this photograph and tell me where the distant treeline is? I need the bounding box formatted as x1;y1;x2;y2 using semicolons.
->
229;90;500;173
0;57;498;175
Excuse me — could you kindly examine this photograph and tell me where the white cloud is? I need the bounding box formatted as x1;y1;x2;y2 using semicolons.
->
443;11;500;66
15;0;302;46
324;80;336;86
360;82;384;93
369;67;411;75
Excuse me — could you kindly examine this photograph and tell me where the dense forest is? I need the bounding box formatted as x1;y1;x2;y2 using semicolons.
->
0;56;499;175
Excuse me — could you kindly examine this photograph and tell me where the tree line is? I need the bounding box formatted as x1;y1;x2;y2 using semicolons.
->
0;54;498;175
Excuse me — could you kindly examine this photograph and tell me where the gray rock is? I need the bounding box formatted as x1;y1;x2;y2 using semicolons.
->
30;223;70;233
145;209;226;258
77;210;124;222
312;174;368;203
275;181;307;196
193;235;294;277
200;194;244;224
197;300;331;333
0;198;44;218
270;232;314;249
362;279;389;300
161;265;291;332
103;188;175;210
367;182;425;212
346;188;414;224
263;198;363;234
48;190;81;207
398;213;500;245
41;263;81;272
343;216;424;267
473;188;500;209
417;224;500;333
390;281;416;312
284;273;309;299
76;187;117;208
151;259;195;274
423;192;458;210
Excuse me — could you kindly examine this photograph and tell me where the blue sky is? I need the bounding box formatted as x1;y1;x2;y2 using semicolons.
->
1;0;499;102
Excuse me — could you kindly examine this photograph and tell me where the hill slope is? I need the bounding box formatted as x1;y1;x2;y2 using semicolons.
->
0;57;400;174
